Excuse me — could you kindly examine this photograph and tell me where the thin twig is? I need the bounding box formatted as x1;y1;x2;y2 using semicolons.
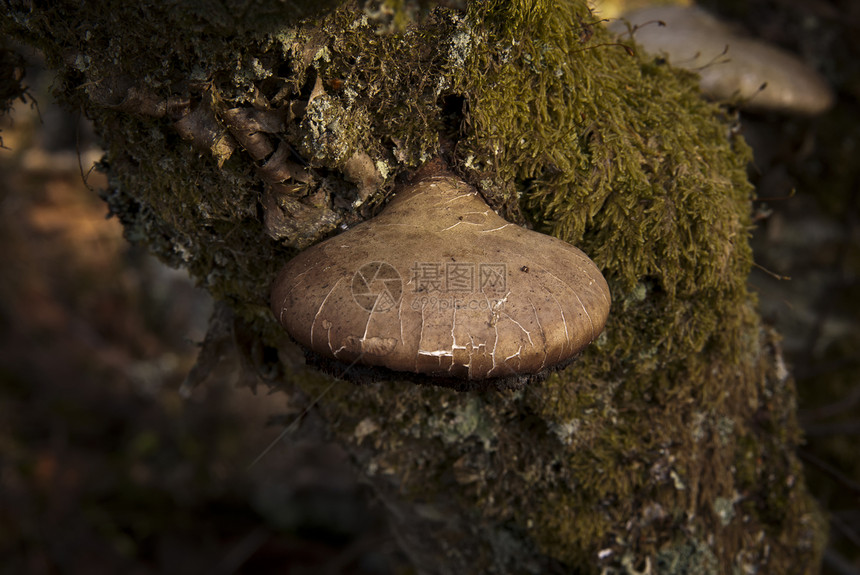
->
798;449;860;495
247;353;365;469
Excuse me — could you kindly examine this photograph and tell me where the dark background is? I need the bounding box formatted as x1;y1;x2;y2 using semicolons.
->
0;48;406;575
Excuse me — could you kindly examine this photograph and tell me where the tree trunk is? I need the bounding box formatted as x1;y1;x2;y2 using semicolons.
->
1;1;825;573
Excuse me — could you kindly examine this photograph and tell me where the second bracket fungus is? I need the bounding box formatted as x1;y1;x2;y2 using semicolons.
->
609;5;834;115
271;163;611;390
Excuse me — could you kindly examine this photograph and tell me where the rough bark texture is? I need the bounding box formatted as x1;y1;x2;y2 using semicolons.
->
1;0;826;573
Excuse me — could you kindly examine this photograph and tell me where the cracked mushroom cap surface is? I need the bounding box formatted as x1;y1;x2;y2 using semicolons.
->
271;167;611;388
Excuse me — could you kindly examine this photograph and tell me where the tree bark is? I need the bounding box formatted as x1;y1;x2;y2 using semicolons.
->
1;1;826;573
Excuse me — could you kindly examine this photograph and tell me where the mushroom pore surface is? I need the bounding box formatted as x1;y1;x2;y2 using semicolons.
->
271;167;611;389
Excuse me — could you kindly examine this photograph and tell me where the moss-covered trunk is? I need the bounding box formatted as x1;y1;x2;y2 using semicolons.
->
2;0;825;572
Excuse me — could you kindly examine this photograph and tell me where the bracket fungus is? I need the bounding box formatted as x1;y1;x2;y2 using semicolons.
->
609;5;834;115
271;163;611;390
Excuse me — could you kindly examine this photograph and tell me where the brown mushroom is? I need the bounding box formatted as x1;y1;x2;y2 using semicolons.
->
271;163;611;389
609;5;834;115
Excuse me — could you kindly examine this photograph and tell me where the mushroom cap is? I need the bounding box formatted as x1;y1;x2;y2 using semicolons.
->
271;168;611;387
609;5;834;115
